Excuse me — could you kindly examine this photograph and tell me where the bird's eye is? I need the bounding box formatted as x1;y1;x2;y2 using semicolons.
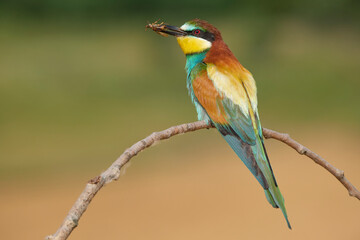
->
193;29;201;35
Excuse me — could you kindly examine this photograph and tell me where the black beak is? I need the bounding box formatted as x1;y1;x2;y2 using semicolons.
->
160;25;187;37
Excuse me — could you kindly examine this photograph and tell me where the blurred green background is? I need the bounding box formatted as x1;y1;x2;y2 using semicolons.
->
0;1;359;239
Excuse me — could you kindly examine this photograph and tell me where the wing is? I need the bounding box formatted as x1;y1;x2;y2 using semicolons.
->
190;63;269;188
190;62;291;228
190;62;257;142
188;60;292;228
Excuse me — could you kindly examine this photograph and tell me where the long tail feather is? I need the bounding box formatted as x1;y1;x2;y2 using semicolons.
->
268;188;292;229
216;123;291;229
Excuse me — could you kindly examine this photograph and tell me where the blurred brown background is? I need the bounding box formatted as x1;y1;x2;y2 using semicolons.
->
0;1;359;239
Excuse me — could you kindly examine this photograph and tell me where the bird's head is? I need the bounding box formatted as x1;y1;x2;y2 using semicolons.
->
149;19;222;55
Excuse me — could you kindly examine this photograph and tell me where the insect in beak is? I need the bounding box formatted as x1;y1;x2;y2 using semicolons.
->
146;20;187;37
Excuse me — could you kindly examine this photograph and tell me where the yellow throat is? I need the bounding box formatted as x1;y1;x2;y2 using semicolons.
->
176;36;212;55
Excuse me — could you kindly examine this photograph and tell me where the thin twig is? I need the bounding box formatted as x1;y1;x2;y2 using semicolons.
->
263;128;360;199
45;120;360;240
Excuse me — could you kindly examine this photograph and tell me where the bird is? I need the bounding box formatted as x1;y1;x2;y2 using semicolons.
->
147;19;291;229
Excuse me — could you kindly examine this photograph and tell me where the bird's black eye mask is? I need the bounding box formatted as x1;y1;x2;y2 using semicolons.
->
186;29;215;42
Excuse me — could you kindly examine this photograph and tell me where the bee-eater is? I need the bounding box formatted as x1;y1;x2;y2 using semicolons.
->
149;19;291;229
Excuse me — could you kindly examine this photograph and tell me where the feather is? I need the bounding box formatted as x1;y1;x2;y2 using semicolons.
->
188;61;291;229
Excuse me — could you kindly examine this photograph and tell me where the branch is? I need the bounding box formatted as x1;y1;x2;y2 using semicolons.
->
262;128;360;199
45;121;360;240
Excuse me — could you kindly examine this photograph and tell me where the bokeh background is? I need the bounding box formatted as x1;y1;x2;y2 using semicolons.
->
0;1;359;239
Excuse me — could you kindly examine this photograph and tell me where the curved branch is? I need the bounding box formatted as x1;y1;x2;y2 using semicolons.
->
45;121;360;240
262;128;360;199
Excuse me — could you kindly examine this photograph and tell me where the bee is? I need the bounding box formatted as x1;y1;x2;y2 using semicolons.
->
145;20;169;37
